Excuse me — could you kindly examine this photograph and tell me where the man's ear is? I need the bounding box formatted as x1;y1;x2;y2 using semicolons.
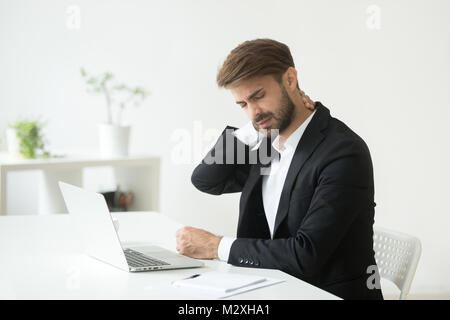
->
283;67;299;91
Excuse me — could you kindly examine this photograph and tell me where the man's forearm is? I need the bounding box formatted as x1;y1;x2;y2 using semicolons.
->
191;126;251;195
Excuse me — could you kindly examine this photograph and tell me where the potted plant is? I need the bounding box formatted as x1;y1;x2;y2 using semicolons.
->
80;68;149;157
6;118;50;159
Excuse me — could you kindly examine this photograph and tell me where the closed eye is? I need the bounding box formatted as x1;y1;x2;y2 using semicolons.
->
239;94;264;108
235;88;265;108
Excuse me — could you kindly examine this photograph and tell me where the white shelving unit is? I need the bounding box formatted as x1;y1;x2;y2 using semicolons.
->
0;152;160;215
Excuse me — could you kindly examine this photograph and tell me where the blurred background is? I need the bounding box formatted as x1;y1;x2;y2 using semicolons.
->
0;0;449;298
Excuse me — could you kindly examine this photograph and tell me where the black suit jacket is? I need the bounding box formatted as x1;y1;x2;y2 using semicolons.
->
191;102;383;300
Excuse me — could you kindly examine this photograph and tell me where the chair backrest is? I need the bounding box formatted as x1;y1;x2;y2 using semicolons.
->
373;226;422;300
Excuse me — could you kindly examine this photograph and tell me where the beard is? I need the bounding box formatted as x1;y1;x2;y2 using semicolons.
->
253;84;295;137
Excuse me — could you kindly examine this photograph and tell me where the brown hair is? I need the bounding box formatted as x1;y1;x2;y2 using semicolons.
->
216;38;298;89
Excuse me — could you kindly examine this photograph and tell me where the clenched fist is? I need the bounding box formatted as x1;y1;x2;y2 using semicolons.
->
175;226;223;259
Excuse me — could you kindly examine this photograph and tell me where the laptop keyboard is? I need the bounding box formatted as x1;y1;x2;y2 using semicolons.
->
123;248;171;268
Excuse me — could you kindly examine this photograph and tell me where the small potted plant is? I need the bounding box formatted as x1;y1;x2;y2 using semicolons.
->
80;68;149;157
6;118;50;159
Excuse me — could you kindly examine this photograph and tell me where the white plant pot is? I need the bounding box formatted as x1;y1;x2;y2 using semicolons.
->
98;123;131;157
6;128;23;158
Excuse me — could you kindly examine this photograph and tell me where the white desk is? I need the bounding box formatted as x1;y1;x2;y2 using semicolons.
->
0;153;160;215
0;211;339;300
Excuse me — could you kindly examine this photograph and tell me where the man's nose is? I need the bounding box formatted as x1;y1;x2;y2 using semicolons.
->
247;103;263;121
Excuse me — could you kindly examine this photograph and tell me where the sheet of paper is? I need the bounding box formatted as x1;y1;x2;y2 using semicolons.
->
147;275;285;299
216;277;285;299
171;271;267;293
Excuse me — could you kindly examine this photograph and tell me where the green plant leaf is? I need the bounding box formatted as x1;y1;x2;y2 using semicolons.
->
12;118;47;159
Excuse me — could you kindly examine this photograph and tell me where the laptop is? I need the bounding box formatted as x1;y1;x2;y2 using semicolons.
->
58;181;204;272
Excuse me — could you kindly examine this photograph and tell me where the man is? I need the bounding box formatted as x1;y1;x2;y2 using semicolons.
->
176;38;383;300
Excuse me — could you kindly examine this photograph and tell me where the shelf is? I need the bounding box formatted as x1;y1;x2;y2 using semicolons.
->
0;152;161;215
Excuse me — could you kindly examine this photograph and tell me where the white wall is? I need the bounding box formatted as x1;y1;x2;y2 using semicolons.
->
1;0;449;296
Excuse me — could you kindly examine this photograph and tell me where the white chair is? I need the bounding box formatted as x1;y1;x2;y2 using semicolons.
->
373;226;422;300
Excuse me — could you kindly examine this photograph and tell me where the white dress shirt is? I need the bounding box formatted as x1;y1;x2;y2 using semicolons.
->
218;110;317;261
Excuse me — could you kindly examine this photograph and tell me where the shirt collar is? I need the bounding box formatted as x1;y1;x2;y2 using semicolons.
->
273;109;316;154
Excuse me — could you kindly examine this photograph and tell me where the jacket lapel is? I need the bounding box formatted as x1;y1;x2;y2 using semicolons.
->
272;102;330;237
